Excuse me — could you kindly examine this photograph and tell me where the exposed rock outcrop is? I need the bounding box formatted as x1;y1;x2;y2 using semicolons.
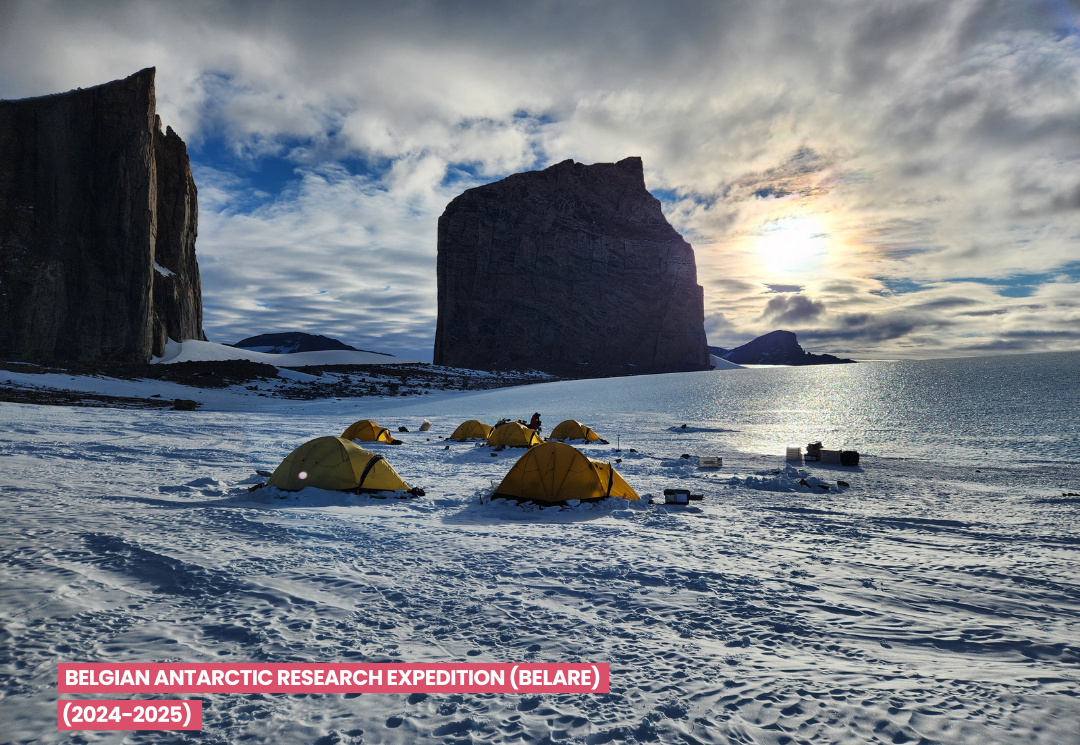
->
0;68;204;363
232;332;391;355
723;330;855;365
434;157;709;375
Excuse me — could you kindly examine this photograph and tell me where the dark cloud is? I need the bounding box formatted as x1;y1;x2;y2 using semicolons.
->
862;218;943;261
956;308;1009;317
719;147;836;204
955;339;1037;352
765;283;802;294
844;2;949;94
971;105;1080;150
761;294;825;325
954;0;1010;51
711;278;761;294
954;328;1080;353
909;296;981;310
704;311;735;341
804;311;946;344
980;328;1080;340
1050;184;1080;213
954;303;1047;317
820;281;861;295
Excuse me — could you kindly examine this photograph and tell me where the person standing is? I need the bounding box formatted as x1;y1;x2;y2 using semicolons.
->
529;412;542;434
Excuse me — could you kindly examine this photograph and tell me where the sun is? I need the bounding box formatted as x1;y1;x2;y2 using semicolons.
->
755;217;828;273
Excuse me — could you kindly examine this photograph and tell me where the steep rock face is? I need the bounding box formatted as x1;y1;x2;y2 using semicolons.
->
434;157;709;375
0;68;203;363
724;330;855;365
151;117;204;357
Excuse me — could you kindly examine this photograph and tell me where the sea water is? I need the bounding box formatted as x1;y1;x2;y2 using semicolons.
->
381;351;1080;466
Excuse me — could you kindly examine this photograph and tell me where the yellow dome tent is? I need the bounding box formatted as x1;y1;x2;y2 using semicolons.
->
487;421;543;448
448;420;494;441
494;442;639;502
549;420;605;443
267;436;419;495
342;419;394;444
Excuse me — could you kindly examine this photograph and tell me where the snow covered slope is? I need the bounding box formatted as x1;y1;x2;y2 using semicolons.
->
152;338;417;366
710;354;743;370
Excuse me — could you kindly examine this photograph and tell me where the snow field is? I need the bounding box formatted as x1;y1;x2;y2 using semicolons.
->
151;339;417;366
728;464;847;493
0;393;1078;744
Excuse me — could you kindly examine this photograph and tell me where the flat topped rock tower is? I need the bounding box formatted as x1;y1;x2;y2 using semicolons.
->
0;68;204;363
434;157;709;375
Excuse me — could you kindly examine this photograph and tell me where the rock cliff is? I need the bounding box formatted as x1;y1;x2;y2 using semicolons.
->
151;117;204;357
0;68;204;363
434;157;709;375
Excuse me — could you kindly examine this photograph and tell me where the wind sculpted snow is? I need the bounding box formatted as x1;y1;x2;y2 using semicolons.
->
1;362;1079;743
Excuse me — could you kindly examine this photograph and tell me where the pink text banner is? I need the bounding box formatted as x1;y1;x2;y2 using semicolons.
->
58;663;609;694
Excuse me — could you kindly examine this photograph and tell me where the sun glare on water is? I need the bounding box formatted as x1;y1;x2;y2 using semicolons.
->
756;217;828;273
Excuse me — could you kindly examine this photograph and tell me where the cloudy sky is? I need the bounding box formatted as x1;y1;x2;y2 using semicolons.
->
2;0;1079;361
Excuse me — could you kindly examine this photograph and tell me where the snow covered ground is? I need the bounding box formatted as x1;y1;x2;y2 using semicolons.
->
1;361;1078;744
152;339;417;366
709;355;743;370
0;355;550;410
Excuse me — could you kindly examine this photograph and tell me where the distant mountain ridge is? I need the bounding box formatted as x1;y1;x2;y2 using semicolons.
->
232;332;393;356
715;330;854;365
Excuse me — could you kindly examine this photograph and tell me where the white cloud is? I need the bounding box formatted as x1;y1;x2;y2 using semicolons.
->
2;0;1078;359
195;161;474;360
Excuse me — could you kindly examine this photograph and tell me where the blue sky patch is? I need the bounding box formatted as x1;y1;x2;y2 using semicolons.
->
953;262;1080;298
871;278;929;296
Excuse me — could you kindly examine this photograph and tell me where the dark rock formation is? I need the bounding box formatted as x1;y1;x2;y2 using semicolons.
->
234;332;358;354
0;68;204;363
151;118;204;357
707;345;729;357
232;332;392;355
723;330;855;365
434;157;709;375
